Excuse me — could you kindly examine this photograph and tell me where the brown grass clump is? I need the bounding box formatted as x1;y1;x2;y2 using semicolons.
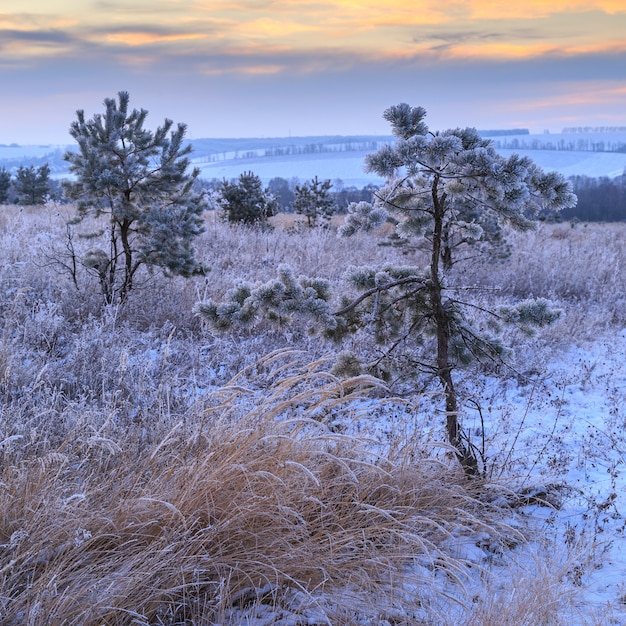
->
0;356;512;625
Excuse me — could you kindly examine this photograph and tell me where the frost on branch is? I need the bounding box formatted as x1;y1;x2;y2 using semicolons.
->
338;201;388;237
498;298;563;335
196;265;335;332
382;102;428;140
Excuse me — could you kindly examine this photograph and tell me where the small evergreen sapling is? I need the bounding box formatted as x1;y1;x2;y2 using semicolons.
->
217;171;278;226
0;167;10;204
14;164;50;205
293;176;336;227
63;91;207;304
197;103;577;475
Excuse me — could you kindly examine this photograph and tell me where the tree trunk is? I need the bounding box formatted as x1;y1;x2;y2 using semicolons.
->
430;177;479;476
119;218;134;303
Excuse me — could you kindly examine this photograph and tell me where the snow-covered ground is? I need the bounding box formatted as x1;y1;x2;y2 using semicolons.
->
463;330;626;624
193;150;383;187
496;149;626;179
217;329;626;624
5;140;626;186
193;149;626;186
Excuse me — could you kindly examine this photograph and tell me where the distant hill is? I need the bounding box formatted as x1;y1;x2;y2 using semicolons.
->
478;129;530;137
2;131;626;184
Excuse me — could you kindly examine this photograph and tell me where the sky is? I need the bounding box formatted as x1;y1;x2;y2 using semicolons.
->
1;0;625;145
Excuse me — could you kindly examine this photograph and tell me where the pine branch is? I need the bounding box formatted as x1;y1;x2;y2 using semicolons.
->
333;276;430;316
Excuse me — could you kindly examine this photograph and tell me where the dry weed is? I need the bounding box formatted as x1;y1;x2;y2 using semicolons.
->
0;358;514;625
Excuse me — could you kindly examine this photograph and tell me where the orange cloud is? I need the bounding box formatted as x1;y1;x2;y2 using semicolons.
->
437;39;626;61
512;82;626;111
444;0;625;20
198;0;626;29
1;40;72;59
2;0;625;72
183;0;626;61
238;64;284;74
231;18;318;40
105;32;206;47
327;0;444;23
201;64;285;76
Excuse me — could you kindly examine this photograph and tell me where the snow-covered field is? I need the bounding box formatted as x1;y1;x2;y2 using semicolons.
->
496;149;626;180
193;148;626;186
193;150;383;187
464;331;626;624
4;136;626;185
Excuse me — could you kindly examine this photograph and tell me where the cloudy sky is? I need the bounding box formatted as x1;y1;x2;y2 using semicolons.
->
1;0;625;144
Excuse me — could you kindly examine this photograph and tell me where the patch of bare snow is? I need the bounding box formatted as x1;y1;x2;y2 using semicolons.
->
467;329;626;623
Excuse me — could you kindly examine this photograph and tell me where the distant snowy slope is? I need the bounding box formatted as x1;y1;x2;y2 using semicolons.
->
192;150;383;187
193;148;626;186
3;135;626;184
497;149;626;179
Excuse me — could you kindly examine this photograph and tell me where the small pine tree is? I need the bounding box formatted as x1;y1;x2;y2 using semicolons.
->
64;91;207;304
217;171;278;225
198;103;577;475
293;176;336;227
14;164;50;205
0;167;10;204
339;104;576;471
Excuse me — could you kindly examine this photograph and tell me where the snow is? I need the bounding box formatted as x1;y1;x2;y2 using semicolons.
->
4;140;626;185
496;149;626;179
216;328;626;623
193;150;384;187
467;330;626;623
193;148;626;186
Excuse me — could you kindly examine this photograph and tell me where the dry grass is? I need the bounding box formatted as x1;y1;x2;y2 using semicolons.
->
1;203;624;623
462;222;626;338
0;356;514;625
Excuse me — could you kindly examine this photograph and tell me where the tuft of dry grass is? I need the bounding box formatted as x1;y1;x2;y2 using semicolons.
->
0;357;516;625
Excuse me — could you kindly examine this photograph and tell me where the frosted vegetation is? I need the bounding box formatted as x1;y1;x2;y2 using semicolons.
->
0;205;625;622
1;99;626;624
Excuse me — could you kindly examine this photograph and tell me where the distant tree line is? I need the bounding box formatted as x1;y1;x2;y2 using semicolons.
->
492;137;626;153
195;141;388;163
263;140;382;158
206;170;626;224
560;171;626;222
0;161;380;219
478;129;529;137
267;176;379;213
7;158;625;225
562;127;626;133
202;172;379;227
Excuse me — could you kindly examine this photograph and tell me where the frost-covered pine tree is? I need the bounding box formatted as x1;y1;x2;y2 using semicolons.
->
64;91;207;304
15;164;50;205
217;171;278;226
293;176;336;227
338;104;577;472
0;167;10;204
198;103;577;475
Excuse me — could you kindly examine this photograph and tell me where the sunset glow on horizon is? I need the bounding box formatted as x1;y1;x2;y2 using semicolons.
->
1;0;625;143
